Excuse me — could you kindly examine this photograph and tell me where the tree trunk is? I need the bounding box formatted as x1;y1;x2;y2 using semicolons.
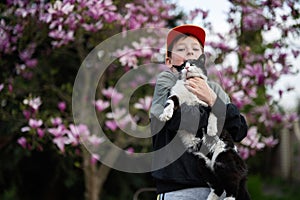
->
82;148;113;200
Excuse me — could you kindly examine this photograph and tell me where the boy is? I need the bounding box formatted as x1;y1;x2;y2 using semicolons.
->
150;24;248;200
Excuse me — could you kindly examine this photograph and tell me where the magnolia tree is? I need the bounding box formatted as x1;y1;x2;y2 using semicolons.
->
0;0;299;199
203;0;300;159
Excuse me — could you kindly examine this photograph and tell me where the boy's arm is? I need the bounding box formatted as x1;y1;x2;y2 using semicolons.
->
150;71;177;118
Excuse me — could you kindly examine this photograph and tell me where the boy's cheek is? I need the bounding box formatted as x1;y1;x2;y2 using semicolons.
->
171;55;185;65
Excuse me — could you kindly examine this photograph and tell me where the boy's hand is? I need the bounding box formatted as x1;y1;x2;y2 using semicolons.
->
185;77;217;106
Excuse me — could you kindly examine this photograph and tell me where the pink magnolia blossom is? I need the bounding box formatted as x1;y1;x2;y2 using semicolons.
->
238;146;250;160
29;118;43;129
23;110;31;120
53;136;68;152
17;137;27;149
126;147;134;155
87;135;105;147
242;6;266;31
68;124;90;145
111;92;124;105
0;84;4;92
51;117;63;126
94;99;110;112
117;114;135;130
105;120;118;131
231;91;252;109
37;128;45;138
102;86;116;98
134;96;152;111
58;101;66;112
23;96;42;111
90;153;100;165
48;124;67;137
21;126;30;132
242;63;265;85
102;87;124;105
262;136;279;148
241;126;265;150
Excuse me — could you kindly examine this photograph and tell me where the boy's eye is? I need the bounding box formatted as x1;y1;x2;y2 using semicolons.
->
193;48;200;51
177;48;185;51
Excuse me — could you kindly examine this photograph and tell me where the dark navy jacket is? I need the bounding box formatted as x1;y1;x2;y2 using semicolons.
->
150;71;248;194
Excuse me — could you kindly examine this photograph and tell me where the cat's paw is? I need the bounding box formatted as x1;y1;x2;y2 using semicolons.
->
159;106;173;121
159;100;174;121
187;138;202;152
207;114;218;136
207;124;218;136
207;191;220;200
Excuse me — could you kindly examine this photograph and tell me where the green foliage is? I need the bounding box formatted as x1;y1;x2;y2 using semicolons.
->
248;175;300;200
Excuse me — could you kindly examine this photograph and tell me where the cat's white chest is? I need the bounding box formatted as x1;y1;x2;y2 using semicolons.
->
171;80;207;107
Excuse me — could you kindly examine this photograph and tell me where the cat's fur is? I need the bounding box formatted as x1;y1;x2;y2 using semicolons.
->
159;62;250;200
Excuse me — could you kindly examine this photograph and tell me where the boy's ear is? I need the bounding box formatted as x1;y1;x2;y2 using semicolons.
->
165;57;172;67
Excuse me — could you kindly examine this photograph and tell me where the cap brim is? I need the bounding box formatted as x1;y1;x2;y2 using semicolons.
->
167;25;206;49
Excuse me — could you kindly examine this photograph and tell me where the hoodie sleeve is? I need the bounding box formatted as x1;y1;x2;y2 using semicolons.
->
150;71;177;118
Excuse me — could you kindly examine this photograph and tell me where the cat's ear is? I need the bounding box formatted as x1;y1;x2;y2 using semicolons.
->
198;54;206;68
197;54;207;76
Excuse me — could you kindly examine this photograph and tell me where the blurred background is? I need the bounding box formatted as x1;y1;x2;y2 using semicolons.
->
1;0;300;200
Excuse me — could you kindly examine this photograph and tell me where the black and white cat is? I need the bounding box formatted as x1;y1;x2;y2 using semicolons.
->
159;59;250;200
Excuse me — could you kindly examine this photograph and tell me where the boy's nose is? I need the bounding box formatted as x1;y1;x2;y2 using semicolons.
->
187;50;193;56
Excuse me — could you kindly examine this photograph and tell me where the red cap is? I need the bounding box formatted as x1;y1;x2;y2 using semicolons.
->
167;24;206;51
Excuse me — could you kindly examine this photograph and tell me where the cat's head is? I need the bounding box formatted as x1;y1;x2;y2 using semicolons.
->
182;62;207;81
172;54;207;74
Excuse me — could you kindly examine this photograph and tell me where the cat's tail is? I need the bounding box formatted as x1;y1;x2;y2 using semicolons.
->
237;178;251;200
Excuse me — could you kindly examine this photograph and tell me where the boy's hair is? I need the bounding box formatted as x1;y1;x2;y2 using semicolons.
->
166;34;204;58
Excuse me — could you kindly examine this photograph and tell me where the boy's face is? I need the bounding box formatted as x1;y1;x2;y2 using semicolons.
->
166;36;203;67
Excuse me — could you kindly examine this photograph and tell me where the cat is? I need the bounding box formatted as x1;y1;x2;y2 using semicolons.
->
158;58;218;137
159;58;250;200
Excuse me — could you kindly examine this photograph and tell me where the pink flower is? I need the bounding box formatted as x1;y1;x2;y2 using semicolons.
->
17;137;27;149
23;97;42;111
262;136;278;148
102;87;115;98
88;135;105;147
126;147;134;155
111;92;123;105
58;101;66;112
29;118;43;129
101;87;124;105
53;137;67;152
48;124;66;137
105;120;118;131
23;110;31;120
238;146;250;160
90;153;100;165
94;99;110;112
241;126;265;150
21;126;30;132
0;83;4;92
37;128;45;138
68;124;90;145
134;96;152;111
51;117;62;126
